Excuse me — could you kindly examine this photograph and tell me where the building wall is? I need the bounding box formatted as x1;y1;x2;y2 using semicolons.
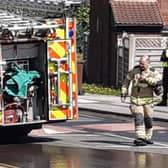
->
88;0;165;88
88;0;112;86
108;29;118;87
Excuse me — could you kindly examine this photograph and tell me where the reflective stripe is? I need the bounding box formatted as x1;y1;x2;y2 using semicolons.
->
166;49;168;58
121;87;127;94
131;96;153;105
135;125;146;139
147;78;155;85
136;83;148;88
146;128;153;139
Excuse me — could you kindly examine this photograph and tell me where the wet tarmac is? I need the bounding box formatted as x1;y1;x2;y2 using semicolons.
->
0;144;167;168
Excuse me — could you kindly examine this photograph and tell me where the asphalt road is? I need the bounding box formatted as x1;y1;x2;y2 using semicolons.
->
0;110;167;168
29;110;168;154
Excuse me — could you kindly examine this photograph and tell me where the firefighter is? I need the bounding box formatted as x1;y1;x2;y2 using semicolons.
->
157;43;168;106
121;55;162;146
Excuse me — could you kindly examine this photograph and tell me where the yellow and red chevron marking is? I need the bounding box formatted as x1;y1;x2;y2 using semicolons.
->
50;106;71;120
49;59;69;72
72;53;78;120
46;19;66;40
54;19;65;39
49;60;69;73
55;19;65;25
49;62;57;73
60;74;69;104
46;18;65;25
48;73;71;118
72;52;77;92
68;20;77;91
69;20;75;29
49;41;69;59
56;28;65;39
68;19;78;120
60;62;69;71
47;18;78;120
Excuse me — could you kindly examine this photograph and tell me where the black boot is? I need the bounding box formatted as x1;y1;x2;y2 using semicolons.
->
134;138;147;146
145;139;154;144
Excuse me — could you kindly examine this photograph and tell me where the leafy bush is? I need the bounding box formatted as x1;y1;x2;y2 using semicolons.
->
75;4;90;54
82;83;121;96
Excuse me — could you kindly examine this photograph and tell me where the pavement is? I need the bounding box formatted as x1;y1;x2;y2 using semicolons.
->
78;93;168;122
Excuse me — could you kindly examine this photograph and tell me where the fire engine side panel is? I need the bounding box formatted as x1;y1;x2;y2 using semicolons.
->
46;18;78;120
47;40;73;121
0;12;78;135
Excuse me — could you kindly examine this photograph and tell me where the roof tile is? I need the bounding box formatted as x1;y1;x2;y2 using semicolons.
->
110;0;163;26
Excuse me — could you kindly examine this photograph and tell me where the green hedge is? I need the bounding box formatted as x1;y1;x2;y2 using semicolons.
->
82;83;121;96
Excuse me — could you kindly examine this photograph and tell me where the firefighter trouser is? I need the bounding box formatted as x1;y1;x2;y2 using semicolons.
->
129;104;153;140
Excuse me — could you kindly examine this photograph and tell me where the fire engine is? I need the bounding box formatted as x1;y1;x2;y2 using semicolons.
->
0;10;78;136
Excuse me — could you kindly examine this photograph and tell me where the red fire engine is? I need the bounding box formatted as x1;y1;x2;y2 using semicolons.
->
0;10;78;136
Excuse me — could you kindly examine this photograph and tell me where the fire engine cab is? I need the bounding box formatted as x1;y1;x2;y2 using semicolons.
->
0;10;78;136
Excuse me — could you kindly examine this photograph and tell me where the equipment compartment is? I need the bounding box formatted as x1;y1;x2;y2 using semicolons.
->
0;41;47;125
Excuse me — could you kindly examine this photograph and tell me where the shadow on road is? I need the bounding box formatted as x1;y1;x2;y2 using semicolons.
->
81;140;133;146
0;135;58;145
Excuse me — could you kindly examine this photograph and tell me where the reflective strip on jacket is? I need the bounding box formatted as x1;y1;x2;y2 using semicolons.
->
130;96;153;105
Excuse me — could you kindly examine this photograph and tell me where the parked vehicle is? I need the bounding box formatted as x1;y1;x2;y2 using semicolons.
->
0;11;78;136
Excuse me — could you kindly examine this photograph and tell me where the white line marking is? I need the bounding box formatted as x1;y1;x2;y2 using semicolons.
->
78;99;98;103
